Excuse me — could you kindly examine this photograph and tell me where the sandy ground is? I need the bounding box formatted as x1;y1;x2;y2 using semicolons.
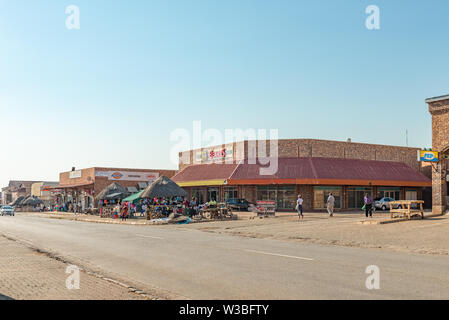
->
173;211;449;256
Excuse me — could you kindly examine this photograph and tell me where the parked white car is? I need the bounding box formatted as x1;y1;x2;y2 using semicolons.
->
0;205;15;216
374;197;402;211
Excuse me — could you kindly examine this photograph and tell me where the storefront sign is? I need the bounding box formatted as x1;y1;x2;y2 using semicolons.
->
196;147;233;163
69;170;82;179
418;150;439;162
95;171;159;182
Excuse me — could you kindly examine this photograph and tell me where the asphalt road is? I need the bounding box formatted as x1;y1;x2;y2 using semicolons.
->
1;214;449;299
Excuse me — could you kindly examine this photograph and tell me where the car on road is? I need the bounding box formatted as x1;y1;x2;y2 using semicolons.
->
374;197;402;211
225;198;252;211
0;205;15;216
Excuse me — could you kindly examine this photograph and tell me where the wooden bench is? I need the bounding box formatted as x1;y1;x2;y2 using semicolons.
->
389;200;424;220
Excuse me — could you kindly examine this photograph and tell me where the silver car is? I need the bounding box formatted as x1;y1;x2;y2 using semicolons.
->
0;205;15;216
374;197;402;211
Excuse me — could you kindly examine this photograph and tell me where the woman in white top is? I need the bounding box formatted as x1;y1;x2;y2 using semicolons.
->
296;195;304;219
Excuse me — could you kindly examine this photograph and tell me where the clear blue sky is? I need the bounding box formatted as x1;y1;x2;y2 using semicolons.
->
1;0;449;186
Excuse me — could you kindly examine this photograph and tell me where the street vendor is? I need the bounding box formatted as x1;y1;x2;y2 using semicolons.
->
208;199;217;207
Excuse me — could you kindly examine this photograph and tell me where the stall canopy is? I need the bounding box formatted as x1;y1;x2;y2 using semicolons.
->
141;176;187;199
10;196;25;206
95;182;129;200
22;196;43;207
122;190;144;203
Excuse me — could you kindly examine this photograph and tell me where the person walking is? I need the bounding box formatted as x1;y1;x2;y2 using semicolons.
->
296;194;304;219
364;193;374;218
327;193;335;217
121;203;129;221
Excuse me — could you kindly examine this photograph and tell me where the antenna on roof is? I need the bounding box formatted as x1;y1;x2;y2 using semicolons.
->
406;129;408;147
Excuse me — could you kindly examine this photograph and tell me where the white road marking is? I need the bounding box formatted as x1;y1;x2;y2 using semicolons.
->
243;249;314;261
136;234;164;240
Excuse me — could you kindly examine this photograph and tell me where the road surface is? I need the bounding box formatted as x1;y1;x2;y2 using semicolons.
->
1;214;449;299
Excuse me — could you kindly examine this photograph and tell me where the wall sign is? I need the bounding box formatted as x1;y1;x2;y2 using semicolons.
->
69;170;82;179
95;171;159;182
196;147;233;163
418;150;439;162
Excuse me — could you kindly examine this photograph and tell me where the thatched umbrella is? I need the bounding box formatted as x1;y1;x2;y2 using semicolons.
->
141;176;187;199
10;196;25;206
95;182;129;201
22;196;43;207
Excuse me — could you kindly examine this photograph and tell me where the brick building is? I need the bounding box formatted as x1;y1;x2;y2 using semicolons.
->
31;182;59;206
173;139;431;211
426;94;449;214
1;181;41;205
52;167;176;211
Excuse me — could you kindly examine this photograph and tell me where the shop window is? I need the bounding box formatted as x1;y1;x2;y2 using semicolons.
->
313;187;342;209
257;185;295;209
377;188;401;201
224;187;238;200
347;187;373;209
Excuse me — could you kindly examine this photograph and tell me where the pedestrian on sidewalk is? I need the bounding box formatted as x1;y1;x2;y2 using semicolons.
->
364;193;373;218
327;193;335;217
296;194;304;219
121;203;129;221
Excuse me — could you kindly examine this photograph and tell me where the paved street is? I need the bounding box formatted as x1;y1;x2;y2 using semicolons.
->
1;213;449;299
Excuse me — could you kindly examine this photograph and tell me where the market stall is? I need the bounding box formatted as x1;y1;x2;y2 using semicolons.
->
95;182;130;218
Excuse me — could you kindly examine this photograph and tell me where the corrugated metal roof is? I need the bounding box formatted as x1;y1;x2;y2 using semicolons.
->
232;157;430;183
173;157;431;186
172;163;239;183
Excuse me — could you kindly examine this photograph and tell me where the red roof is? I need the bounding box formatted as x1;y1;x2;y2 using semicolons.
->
172;163;239;182
174;157;431;187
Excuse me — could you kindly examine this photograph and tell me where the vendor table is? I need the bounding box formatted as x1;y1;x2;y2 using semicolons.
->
389;200;424;220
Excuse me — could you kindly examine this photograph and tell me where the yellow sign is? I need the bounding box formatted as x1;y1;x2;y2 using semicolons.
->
418;150;439;162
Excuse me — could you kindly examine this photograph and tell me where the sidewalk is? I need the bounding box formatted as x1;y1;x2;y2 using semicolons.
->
0;235;147;300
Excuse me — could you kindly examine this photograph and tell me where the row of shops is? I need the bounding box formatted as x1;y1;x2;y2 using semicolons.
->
172;156;432;211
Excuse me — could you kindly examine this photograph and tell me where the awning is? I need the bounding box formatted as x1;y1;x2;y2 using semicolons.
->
49;183;94;189
123;190;144;202
177;179;227;187
138;182;148;189
106;192;124;199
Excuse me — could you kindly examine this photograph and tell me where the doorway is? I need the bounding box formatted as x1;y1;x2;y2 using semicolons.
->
207;187;219;202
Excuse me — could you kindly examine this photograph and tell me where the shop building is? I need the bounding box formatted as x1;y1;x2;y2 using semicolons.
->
31;181;59;206
173;139;431;211
51;167;176;210
426;94;449;214
1;180;41;205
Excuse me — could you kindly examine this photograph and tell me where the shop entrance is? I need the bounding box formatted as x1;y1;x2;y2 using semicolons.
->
257;185;296;210
192;188;204;204
207;187;219;202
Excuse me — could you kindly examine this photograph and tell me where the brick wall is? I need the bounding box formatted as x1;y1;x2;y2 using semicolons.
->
428;97;449;214
179;138;421;171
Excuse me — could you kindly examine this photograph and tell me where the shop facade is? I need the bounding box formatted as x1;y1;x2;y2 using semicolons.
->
51;167;176;211
174;139;432;211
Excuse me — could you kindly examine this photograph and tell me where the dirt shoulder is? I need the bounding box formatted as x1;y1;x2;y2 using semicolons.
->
175;212;449;256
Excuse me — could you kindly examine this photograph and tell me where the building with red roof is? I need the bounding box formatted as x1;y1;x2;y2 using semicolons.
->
173;139;432;211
